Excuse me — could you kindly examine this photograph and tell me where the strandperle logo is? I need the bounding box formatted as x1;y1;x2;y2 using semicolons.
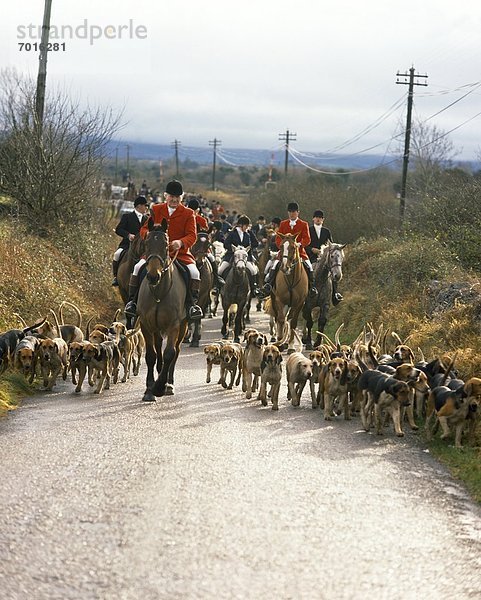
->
17;19;148;46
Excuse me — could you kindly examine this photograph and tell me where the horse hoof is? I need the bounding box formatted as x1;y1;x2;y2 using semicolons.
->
165;384;174;395
234;337;240;344
189;341;199;348
222;334;229;340
142;390;156;402
183;337;191;344
152;381;166;397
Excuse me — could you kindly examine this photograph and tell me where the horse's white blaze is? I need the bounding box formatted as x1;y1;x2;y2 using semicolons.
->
282;240;289;268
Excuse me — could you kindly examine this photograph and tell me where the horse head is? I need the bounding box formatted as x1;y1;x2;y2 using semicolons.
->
327;241;346;283
232;245;249;274
278;232;300;274
145;219;170;284
191;233;210;266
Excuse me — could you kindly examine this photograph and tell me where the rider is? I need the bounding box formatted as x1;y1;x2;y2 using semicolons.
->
124;180;203;321
261;216;281;281
217;214;262;298
260;202;318;299
306;209;343;304
187;197;225;292
111;195;149;287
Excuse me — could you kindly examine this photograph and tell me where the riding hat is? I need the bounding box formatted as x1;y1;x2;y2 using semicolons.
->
287;202;299;212
236;215;251;226
271;217;281;225
134;195;148;206
165;180;183;196
187;198;200;211
313;209;324;218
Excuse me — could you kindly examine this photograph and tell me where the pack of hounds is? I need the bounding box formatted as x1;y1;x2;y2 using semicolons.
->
204;323;481;448
1;306;480;448
0;302;144;395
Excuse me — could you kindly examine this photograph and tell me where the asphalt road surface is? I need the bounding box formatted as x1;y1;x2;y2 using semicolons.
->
1;309;480;600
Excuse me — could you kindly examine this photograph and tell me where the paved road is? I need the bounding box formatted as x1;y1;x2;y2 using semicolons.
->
1;310;480;600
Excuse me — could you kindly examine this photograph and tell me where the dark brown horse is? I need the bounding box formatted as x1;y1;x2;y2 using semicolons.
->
185;232;214;348
302;242;345;349
270;232;308;353
137;220;188;401
117;234;145;305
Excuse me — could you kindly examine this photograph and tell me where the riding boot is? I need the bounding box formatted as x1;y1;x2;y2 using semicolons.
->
260;263;278;297
111;260;119;287
124;274;139;317
187;279;204;321
303;263;318;300
247;271;262;298
332;280;343;305
209;257;225;294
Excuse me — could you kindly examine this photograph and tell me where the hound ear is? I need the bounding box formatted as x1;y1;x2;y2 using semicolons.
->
245;245;251;252
261;360;267;371
464;381;472;397
160;218;168;232
276;354;283;364
408;348;415;362
263;335;268;345
340;243;347;249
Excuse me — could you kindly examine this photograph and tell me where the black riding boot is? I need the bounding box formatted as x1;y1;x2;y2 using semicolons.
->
187;279;204;321
208;255;225;292
303;262;318;300
112;260;119;287
260;263;279;297
125;274;139;317
247;271;262;298
332;280;343;305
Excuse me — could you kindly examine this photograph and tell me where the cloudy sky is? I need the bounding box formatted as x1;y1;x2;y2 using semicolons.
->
3;0;481;162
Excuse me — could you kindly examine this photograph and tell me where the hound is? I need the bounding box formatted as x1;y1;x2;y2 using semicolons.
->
308;350;325;409
319;357;349;419
219;343;243;390
0;318;46;373
203;342;224;383
68;340;91;393
81;341;120;394
37;337;69;391
286;352;313;407
242;329;268;399
14;336;41;383
258;344;283;410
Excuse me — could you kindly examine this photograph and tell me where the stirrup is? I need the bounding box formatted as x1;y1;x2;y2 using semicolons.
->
125;301;137;317
216;275;226;286
309;287;318;299
333;292;343;305
112;277;119;287
189;305;203;321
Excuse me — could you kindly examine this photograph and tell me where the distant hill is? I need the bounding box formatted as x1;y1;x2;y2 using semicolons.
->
106;140;479;172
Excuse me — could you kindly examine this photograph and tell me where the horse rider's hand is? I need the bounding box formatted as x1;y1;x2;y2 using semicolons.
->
170;240;183;252
128;233;136;241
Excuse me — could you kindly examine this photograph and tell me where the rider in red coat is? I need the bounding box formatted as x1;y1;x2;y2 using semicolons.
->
124;181;203;321
261;202;318;299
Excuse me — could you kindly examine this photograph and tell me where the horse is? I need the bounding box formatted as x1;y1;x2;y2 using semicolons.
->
220;245;251;343
185;232;214;348
136;219;188;401
302;241;346;349
270;232;308;353
210;240;225;317
116;234;145;305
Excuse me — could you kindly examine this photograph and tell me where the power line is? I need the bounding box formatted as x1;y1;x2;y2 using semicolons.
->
279;129;296;175
209;138;221;190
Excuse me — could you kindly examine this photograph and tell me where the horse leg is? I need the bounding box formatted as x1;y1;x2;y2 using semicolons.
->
166;322;187;393
302;302;314;350
315;306;328;348
154;333;163;375
142;330;157;402
234;302;244;344
152;328;179;397
221;309;229;339
287;311;301;354
190;320;200;348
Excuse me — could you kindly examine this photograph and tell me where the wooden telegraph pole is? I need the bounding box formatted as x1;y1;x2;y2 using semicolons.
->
279;129;296;176
35;0;53;129
209;138;221;191
396;67;428;222
171;139;181;177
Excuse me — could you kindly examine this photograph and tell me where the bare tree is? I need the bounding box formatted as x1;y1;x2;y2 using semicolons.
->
0;69;122;234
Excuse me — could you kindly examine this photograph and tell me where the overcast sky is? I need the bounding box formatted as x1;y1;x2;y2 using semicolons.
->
3;0;481;162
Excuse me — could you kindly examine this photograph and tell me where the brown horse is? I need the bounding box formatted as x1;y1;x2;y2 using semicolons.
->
117;234;145;305
185;232;214;348
137;219;188;401
270;232;308;353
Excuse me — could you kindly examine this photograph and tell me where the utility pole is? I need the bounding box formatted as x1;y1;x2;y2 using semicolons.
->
209;138;221;191
126;144;130;175
114;147;118;183
279;129;296;175
171;139;181;177
35;0;53;130
396;67;428;222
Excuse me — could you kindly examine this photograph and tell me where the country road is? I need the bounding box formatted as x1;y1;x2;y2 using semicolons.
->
1;309;480;600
